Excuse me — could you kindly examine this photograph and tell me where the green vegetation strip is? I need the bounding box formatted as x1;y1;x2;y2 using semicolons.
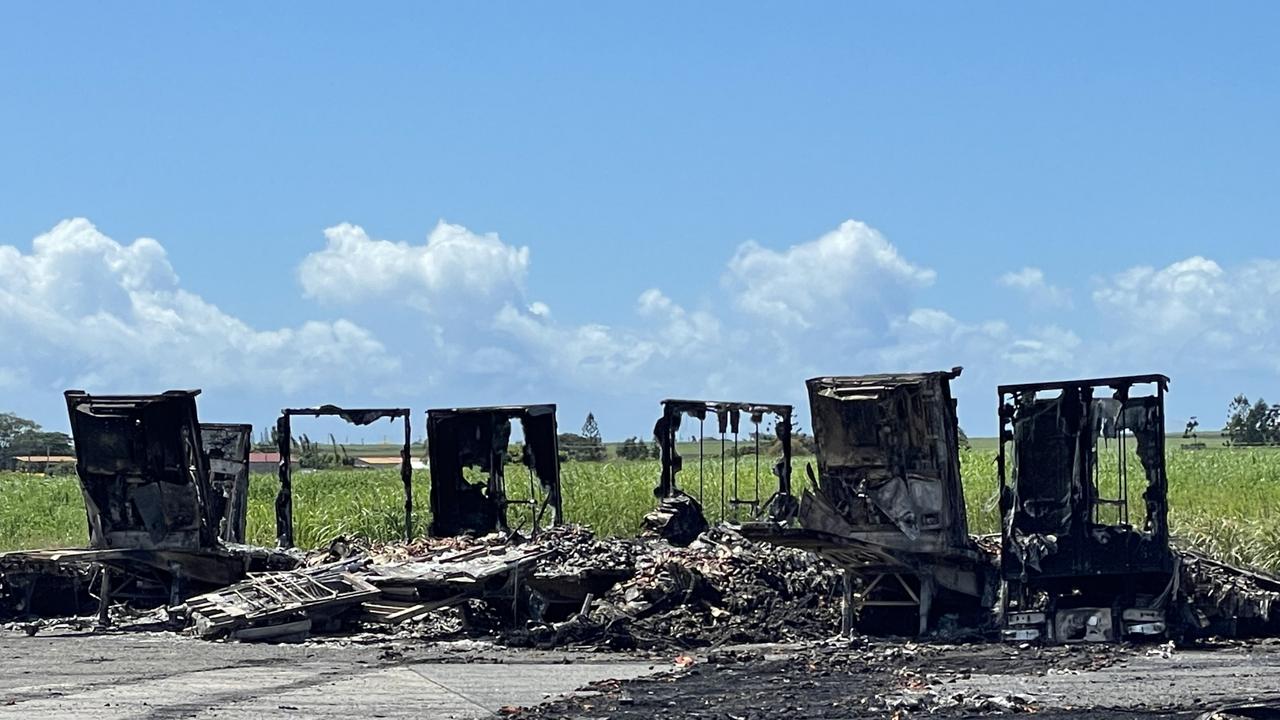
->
3;447;1280;572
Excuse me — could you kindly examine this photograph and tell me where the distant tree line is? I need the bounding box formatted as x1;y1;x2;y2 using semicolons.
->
0;412;73;469
1224;395;1280;446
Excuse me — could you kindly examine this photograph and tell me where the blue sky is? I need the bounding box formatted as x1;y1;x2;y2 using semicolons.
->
2;3;1279;439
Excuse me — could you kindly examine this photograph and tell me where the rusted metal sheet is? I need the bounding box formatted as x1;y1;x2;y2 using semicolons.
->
426;404;563;537
200;423;252;544
275;406;412;548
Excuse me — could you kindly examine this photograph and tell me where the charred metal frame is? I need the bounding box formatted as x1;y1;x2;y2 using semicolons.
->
997;374;1173;592
65;390;216;551
804;370;971;552
426;404;563;537
200;423;252;544
55;391;282;619
653;399;793;522
275;406;412;548
741;369;997;636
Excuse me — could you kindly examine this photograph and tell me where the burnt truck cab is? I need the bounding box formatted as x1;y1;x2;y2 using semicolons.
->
742;368;997;636
66;390;217;552
998;374;1176;642
17;391;287;618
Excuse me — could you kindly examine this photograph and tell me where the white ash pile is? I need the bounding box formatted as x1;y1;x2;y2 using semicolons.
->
516;526;844;649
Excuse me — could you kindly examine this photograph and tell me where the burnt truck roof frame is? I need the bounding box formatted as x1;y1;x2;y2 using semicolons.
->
996;373;1173;590
275;406;413;549
426;404;563;538
64;389;217;552
653;399;794;522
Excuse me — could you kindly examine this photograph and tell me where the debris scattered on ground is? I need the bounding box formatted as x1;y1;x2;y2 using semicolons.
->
163;525;842;646
640;494;709;546
1181;550;1280;637
518;526;842;650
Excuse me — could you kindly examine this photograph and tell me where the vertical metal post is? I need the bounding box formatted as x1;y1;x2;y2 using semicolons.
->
698;417;705;505
841;569;855;638
402;413;413;542
918;575;935;636
719;428;726;524
754;418;760;511
731;411;740;521
96;565;111;628
779;410;792;496
275;413;293;548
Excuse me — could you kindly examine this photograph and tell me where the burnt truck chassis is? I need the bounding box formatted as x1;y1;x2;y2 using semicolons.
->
426;404;564;538
997;374;1177;642
1;391;287;621
743;369;998;636
275;406;413;549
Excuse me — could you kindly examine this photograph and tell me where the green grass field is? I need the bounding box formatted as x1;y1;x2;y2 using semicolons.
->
4;445;1280;572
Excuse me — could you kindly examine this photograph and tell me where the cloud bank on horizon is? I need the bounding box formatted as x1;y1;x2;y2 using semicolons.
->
1;217;1277;436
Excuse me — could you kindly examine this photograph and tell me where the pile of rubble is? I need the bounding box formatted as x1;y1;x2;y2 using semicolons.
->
1179;549;1280;637
158;525;842;648
520;527;843;649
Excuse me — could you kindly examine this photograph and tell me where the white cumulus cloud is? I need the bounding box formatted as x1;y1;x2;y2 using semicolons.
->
1091;256;1280;372
999;266;1071;308
298;221;530;315
0;218;397;395
724;219;936;330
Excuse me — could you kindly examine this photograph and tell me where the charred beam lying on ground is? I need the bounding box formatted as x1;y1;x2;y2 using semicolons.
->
275;406;413;548
426;404;563;537
647;400;793;544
